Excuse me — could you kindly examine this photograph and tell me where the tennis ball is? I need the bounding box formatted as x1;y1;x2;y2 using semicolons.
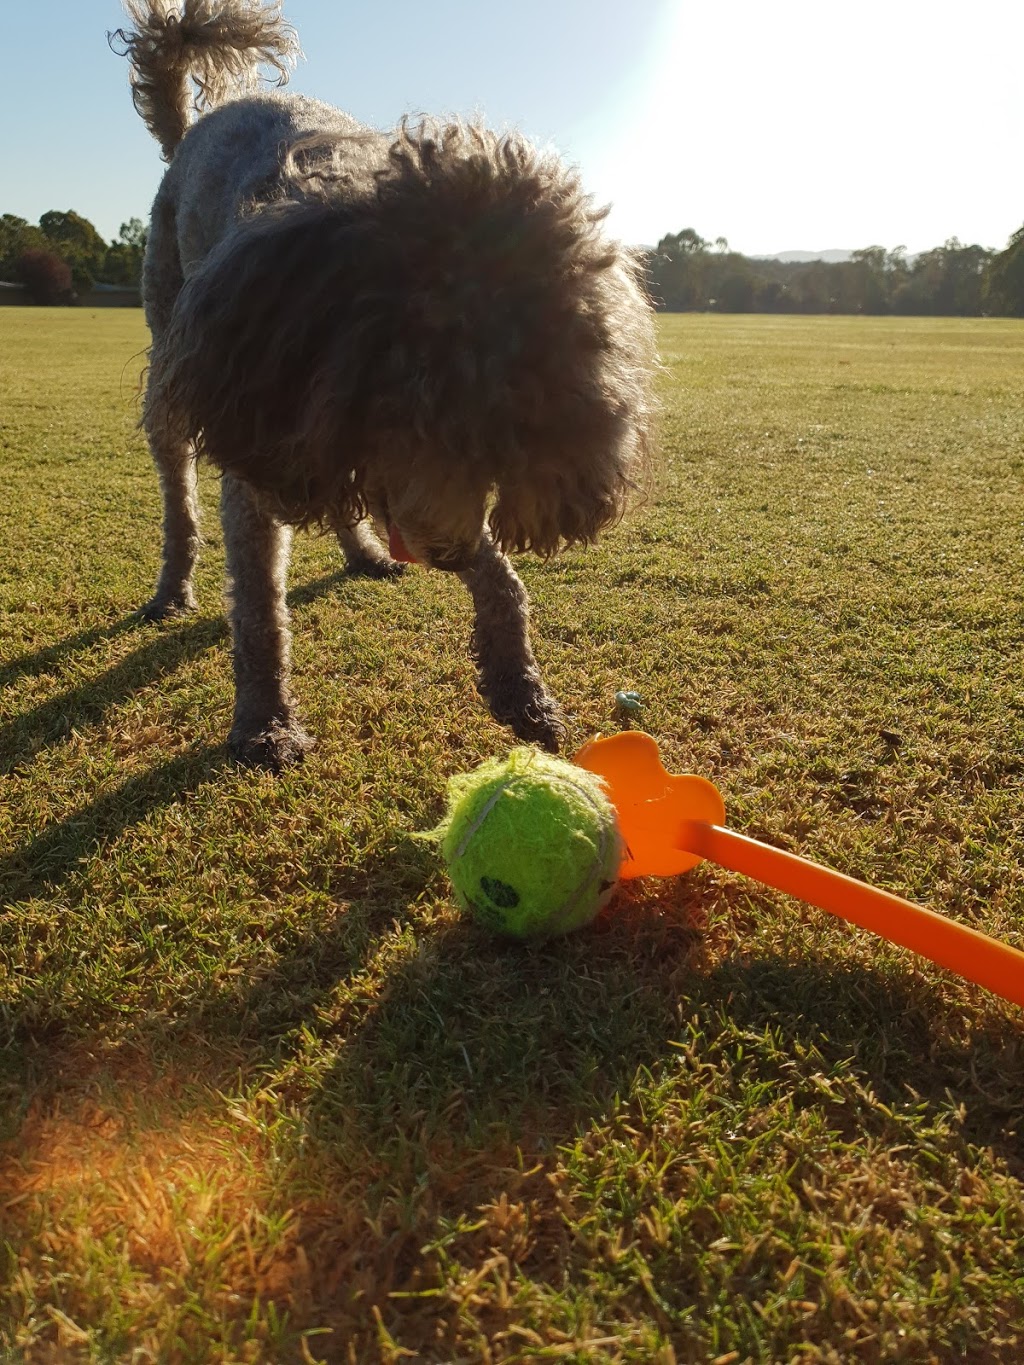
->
438;748;623;939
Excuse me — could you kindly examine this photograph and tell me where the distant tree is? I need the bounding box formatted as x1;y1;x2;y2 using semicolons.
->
664;228;708;255
945;240;992;314
641;222;1002;317
714;267;755;312
101;244;140;287
846;246;890;313
118;217;147;249
899;239;992;315
39;209;108;291
886;246;909;276
983;224;1024;316
16;249;74;305
793;260;834;313
755;278;789;312
648;228;712;310
0;214;47;279
100;218;148;288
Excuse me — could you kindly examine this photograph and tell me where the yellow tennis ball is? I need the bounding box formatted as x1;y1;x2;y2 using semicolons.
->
438;748;622;939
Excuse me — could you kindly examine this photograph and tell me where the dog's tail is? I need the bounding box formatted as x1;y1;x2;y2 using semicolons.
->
112;0;300;161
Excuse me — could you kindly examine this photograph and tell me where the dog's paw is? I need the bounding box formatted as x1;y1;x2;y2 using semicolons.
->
138;591;197;623
229;720;315;773
343;554;407;581
487;676;567;754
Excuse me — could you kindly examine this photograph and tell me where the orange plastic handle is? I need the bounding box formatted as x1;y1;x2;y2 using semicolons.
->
576;732;1024;1009
681;820;1024;1009
576;731;726;878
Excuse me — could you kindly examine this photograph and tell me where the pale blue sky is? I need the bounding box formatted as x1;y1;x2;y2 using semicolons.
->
2;1;1022;256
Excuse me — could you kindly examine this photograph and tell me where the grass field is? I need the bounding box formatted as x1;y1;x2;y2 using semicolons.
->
1;308;1023;1363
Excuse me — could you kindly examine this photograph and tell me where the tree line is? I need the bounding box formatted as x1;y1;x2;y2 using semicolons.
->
4;206;1024;317
1;211;146;304
646;226;1024;316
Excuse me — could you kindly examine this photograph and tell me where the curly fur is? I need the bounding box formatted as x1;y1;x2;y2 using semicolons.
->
111;0;299;160
119;0;657;769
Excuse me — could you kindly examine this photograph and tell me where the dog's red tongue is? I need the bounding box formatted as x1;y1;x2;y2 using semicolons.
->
388;524;417;564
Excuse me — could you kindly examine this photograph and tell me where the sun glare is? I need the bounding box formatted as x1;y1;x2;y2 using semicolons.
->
590;0;1023;254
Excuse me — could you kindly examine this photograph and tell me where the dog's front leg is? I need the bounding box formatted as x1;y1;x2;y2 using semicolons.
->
328;512;404;580
459;536;565;753
221;476;313;771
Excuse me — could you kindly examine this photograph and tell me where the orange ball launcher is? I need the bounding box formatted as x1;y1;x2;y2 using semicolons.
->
575;731;1024;1010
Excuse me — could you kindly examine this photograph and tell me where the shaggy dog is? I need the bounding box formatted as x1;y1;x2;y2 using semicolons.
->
115;0;656;771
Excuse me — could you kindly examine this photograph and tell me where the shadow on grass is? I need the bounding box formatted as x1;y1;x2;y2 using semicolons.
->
0;570;351;777
689;954;1024;1164
0;616;228;776
18;805;1020;1168
3;838;1023;1357
272;915;1024;1359
139;840;1024;1179
6;804;1022;1165
0;613;140;690
0;742;228;908
309;910;705;1145
191;834;448;1041
305;906;1024;1165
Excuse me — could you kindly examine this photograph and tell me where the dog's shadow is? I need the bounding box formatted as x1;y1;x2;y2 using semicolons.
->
5;808;1023;1235
0;614;228;778
161;837;1024;1176
1;741;234;908
0;615;141;692
0;571;361;907
1;571;353;773
277;919;1024;1349
307;913;1024;1165
5;582;1023;1176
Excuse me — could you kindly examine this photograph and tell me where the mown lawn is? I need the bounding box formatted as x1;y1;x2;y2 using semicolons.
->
1;308;1023;1363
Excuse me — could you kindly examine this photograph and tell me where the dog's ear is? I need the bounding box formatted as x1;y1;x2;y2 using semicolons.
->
152;204;376;526
366;124;658;554
488;411;649;557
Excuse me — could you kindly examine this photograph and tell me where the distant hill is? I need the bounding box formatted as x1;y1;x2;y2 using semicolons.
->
752;249;854;264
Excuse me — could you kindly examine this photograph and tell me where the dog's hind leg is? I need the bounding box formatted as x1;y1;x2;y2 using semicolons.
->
139;375;201;620
459;536;565;753
139;191;201;621
329;513;404;580
221;475;314;771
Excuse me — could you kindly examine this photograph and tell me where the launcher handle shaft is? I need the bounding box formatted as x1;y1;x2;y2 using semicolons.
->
679;821;1024;1009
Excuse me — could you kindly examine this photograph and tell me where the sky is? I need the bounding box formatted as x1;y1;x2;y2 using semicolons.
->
2;0;1022;257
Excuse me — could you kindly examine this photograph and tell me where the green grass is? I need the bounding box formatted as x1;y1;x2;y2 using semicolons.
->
1;309;1023;1363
